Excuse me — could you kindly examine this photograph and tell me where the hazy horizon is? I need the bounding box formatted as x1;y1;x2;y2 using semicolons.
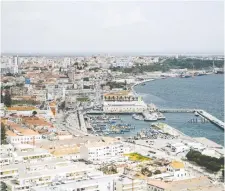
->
1;1;224;55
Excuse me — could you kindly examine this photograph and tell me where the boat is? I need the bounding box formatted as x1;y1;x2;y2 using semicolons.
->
181;74;192;78
132;114;144;121
143;112;158;121
109;116;121;120
141;83;146;86
155;112;166;120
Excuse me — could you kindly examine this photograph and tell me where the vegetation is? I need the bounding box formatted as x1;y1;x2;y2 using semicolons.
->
141;167;152;177
12;100;39;105
5;73;13;76
32;111;37;116
124;153;151;162
77;97;89;102
59;101;65;110
105;81;126;90
100;165;117;175
111;59;224;74
83;77;89;81
89;67;100;72
153;170;161;175
83;85;91;89
3;90;12;107
1;123;7;144
186;150;224;172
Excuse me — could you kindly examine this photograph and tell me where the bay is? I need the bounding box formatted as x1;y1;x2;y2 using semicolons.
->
134;74;224;145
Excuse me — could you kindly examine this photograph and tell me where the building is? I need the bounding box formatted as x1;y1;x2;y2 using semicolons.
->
103;91;147;113
80;139;127;163
166;161;187;179
147;176;224;191
4;160;96;191
31;175;117;191
4;120;42;144
111;58;134;68
115;177;147;191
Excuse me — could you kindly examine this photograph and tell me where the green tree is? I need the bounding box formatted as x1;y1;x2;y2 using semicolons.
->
32;111;37;116
1;123;7;144
154;170;161;175
1;93;3;103
207;161;221;172
4;90;12;107
222;169;224;180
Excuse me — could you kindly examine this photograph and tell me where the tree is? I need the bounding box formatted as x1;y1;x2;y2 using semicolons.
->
154;170;161;175
4;90;12;107
1;93;3;103
222;169;224;180
32;111;37;116
1;123;7;144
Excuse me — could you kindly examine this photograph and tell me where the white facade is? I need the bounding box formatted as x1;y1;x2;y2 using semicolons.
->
167;162;187;180
112;58;134;68
7;134;42;144
4;161;95;191
115;178;147;191
103;100;147;113
80;141;126;163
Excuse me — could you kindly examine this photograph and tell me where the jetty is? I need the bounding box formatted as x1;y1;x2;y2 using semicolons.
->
159;108;195;113
159;108;224;130
196;110;224;130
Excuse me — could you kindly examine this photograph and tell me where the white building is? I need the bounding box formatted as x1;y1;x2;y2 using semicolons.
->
31;175;117;191
103;91;147;113
80;140;127;163
115;177;147;191
103;100;147;113
4;160;96;191
166;161;187;180
111;58;134;68
63;57;71;68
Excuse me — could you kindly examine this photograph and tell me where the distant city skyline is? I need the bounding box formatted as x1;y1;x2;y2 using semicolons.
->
1;1;224;55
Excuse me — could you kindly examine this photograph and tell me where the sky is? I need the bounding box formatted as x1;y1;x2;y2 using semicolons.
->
1;1;224;55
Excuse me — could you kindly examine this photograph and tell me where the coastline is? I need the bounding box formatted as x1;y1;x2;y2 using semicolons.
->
131;74;224;146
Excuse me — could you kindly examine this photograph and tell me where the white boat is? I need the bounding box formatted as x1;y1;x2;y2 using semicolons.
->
132;114;144;121
156;112;166;120
143;112;158;121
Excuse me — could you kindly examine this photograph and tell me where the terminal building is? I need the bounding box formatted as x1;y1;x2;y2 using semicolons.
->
103;91;147;113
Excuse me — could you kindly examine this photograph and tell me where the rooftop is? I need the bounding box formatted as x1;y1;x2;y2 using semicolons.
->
148;176;223;191
169;161;184;169
7;106;37;111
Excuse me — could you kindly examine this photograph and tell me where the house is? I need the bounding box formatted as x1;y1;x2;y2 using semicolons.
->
4;121;42;144
166;161;187;179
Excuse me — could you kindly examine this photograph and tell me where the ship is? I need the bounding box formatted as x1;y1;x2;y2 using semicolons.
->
142;112;158;121
132;114;144;121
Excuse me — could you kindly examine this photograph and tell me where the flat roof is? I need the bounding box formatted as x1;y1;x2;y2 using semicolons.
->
148;176;223;191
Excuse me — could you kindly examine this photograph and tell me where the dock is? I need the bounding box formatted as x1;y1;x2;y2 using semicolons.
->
159;108;224;130
196;110;224;130
159;108;195;113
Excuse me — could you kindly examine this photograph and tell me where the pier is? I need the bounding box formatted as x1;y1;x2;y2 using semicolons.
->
159;108;224;130
159;108;195;113
196;110;224;130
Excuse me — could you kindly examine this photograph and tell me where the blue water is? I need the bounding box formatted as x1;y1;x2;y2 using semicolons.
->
133;74;224;146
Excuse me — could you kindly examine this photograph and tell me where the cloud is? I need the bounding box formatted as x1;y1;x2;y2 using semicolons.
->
103;7;148;28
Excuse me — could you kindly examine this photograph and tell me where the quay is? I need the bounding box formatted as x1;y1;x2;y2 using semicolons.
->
159;108;195;113
86;108;224;130
196;110;224;130
159;108;224;130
